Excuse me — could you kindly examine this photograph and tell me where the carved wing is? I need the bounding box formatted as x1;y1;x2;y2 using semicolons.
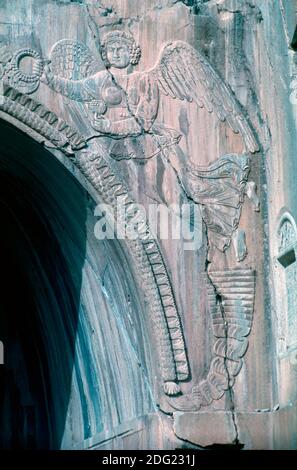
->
49;39;103;138
50;39;101;80
150;41;258;153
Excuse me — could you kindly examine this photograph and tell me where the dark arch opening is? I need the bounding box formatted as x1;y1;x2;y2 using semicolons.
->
0;119;87;449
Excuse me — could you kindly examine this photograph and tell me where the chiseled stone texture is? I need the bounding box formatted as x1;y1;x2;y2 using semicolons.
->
174;411;238;447
0;0;297;450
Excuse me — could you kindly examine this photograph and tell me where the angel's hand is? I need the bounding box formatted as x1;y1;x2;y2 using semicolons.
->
91;115;111;134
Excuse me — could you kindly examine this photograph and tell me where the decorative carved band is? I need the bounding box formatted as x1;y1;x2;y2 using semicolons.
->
0;21;260;400
0;85;86;152
0;84;188;395
76;151;189;393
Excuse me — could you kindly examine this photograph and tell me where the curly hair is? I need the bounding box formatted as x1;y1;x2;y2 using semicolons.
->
101;30;141;67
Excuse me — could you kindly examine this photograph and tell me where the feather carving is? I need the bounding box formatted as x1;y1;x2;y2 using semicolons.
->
149;40;258;153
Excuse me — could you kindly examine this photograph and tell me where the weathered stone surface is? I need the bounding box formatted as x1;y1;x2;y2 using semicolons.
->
0;0;297;450
174;411;237;447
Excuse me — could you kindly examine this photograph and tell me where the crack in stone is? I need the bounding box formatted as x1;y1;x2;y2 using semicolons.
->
166;153;244;437
84;3;245;438
84;4;144;132
279;0;291;46
172;423;206;449
173;0;209;15
203;226;241;446
213;289;241;446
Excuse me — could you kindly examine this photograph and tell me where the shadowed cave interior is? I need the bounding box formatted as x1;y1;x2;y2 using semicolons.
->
0;120;153;449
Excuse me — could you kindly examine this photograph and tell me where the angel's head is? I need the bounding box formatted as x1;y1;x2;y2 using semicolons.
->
101;30;141;69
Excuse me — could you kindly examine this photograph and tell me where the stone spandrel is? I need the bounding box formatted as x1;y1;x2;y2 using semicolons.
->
0;0;261;404
1;0;260;429
1;0;296;450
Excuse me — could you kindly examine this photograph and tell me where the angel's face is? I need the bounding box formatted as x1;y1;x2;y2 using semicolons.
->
105;40;130;69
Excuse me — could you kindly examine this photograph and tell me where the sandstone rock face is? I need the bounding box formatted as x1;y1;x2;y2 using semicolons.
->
0;0;296;450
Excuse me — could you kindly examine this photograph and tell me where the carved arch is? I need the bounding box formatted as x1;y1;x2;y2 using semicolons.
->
0;83;189;395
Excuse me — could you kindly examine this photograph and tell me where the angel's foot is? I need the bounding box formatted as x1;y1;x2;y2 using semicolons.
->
163;381;181;396
168;392;201;411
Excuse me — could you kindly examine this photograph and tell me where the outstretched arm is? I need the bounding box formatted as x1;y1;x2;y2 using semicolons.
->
90;115;142;137
41;63;95;102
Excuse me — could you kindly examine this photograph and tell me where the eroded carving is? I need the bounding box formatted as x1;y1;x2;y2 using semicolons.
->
0;84;86;152
245;181;260;212
0;47;43;94
37;30;259;251
179;153;250;253
233;229;247;262
279;218;297;252
39;32;259;151
1;22;260;400
76;149;189;394
0;82;189;395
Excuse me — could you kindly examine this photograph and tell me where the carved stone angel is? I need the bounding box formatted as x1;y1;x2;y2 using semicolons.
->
39;29;259;407
42;31;181;163
41;30;258;253
42;30;257;151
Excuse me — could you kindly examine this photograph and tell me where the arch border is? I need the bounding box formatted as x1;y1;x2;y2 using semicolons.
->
0;83;189;395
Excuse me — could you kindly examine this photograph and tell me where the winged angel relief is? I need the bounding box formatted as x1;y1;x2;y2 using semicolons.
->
39;29;259;256
38;29;260;409
1;26;260;407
